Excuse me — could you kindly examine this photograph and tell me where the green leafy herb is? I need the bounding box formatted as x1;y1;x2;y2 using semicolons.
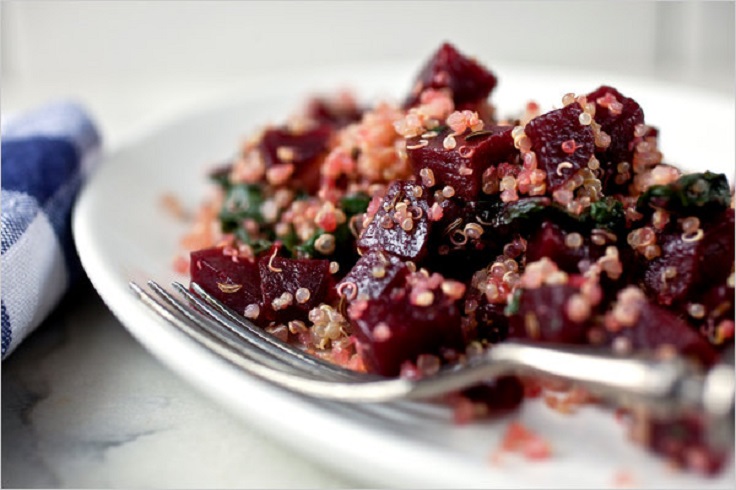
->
208;165;233;189
637;172;731;216
339;192;371;217
294;230;320;258
504;289;523;316
219;184;265;232
483;197;550;228
587;197;625;232
278;225;300;254
233;228;272;255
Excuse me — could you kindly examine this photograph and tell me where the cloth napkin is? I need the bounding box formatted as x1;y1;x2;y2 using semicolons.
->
1;101;101;359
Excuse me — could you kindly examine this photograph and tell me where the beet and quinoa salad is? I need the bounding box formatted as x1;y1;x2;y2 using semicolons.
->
176;43;735;474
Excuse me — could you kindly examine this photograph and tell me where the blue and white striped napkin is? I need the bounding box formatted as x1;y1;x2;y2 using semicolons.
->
1;101;101;359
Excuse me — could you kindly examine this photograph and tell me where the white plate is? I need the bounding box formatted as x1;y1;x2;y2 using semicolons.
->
73;61;735;489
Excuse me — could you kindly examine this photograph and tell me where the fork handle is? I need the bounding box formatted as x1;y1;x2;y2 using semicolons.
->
488;342;706;412
412;341;732;426
484;341;734;446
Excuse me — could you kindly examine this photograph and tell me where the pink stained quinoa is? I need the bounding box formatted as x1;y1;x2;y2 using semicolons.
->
178;42;735;475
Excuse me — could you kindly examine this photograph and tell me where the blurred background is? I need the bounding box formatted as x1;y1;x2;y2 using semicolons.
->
2;1;734;145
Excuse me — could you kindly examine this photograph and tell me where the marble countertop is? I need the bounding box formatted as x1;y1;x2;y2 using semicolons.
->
2;280;355;488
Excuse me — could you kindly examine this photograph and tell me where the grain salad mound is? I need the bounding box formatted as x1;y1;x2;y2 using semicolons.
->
177;42;734;475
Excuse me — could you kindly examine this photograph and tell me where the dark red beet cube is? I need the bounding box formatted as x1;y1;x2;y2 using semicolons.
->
688;283;735;349
420;201;502;283
587;86;644;168
357;180;432;260
190;247;262;320
647;415;729;475
507;284;590;344
462;287;510;344
259;124;333;192
460;376;524;417
407;125;516;201
258;253;336;323
524;103;594;191
526;221;606;274
607;300;718;367
305;96;362;128
642;210;735;306
404;42;498;108
350;275;464;376
338;249;409;301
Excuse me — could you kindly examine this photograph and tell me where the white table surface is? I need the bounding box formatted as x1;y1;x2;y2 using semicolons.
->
2;66;733;488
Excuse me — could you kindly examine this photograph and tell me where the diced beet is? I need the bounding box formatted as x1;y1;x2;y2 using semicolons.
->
357;180;432;260
350;273;464;376
422;199;506;281
304;96;363;128
526;221;606;274
404;42;498;108
687;283;735;349
524;103;595;191
259;124;332;192
258;253;336;323
463;287;510;343
507;284;590;344
587;86;644;191
647;415;729;475
338;249;409;301
606;300;718;367
407;125;516;200
642;231;699;306
460;376;524;416
190;247;262;320
642;209;735;306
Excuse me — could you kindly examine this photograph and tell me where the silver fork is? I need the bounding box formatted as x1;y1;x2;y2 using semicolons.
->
129;280;734;448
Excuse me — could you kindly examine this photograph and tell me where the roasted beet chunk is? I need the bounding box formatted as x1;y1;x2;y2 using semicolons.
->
524;103;594;191
647;415;730;475
349;272;465;376
587;86;644;167
641;209;735;306
688;283;735;348
407;125;515;200
304;96;362;128
357;180;431;260
258;251;336;323
417;199;498;282
190;247;262;320
337;250;409;301
458;376;524;418
259;124;332;192
463;286;510;343
526;221;605;274
604;288;718;367
404;42;497;108
507;283;591;344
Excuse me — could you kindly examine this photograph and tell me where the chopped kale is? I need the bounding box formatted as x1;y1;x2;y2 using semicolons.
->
637;172;731;216
219;184;265;232
504;289;523;316
340;192;371;217
208;164;233;189
587;197;625;233
233;228;272;255
492;197;550;227
294;231;320;258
